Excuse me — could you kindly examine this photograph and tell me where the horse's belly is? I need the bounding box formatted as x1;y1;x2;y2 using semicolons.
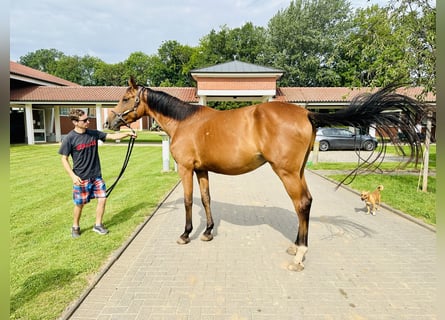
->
196;152;266;175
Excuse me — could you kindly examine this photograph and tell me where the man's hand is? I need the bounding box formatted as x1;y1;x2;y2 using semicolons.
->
71;174;82;186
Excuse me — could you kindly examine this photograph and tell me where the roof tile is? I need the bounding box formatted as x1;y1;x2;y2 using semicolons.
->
276;87;435;103
10;86;199;103
10;61;80;86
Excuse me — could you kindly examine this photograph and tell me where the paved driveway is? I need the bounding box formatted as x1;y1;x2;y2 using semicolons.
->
66;165;436;320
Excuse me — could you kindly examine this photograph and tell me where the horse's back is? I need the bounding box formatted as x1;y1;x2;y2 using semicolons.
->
253;101;314;143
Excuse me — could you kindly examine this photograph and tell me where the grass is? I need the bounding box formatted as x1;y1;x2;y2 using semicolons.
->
10;140;436;319
310;144;436;171
103;129;165;143
10;143;179;320
308;144;436;225
327;174;436;225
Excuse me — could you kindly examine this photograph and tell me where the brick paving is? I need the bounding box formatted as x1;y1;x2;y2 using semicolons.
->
66;165;436;320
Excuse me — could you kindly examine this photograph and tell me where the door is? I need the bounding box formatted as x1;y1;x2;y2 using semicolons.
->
33;109;46;143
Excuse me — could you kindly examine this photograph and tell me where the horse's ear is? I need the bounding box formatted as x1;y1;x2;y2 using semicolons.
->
128;76;137;89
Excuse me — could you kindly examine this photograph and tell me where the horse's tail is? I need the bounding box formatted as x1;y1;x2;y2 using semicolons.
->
308;83;430;184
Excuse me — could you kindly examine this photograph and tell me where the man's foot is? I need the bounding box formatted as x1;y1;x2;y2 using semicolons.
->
72;226;81;238
93;224;109;235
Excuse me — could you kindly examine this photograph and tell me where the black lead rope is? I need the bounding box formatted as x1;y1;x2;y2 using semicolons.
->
106;134;136;197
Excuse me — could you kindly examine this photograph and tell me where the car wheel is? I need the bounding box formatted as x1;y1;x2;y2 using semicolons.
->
319;141;329;151
363;140;375;151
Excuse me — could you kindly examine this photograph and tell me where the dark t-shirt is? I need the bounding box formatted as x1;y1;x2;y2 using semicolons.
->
58;129;107;180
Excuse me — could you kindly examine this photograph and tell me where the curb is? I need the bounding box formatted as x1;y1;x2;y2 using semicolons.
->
307;169;436;233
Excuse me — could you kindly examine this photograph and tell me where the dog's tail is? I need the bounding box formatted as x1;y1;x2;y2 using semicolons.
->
377;185;384;191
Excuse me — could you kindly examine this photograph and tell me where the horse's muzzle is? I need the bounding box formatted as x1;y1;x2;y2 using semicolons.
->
105;118;122;131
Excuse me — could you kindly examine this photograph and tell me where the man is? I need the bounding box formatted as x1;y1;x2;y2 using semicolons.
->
59;109;136;238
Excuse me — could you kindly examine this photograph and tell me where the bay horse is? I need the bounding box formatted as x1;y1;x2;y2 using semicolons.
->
106;77;426;271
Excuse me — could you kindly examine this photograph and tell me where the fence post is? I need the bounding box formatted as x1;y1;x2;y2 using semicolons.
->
159;132;170;172
312;141;319;165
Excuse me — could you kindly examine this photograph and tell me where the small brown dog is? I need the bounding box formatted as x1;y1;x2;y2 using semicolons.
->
360;185;384;215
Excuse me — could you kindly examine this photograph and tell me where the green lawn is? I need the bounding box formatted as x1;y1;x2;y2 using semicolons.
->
10;144;179;320
103;129;165;143
308;144;436;225
10;141;436;319
327;174;436;225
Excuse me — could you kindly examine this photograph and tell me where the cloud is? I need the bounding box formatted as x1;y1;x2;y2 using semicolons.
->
10;0;387;64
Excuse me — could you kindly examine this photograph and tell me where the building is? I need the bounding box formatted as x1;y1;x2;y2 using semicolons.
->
10;60;436;144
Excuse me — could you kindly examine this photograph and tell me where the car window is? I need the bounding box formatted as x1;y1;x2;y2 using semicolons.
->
318;128;356;137
339;129;353;137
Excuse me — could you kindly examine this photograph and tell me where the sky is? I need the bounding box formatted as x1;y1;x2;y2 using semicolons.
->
10;0;389;64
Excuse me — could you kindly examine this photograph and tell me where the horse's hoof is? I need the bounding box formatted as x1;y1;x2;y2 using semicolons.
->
286;245;297;256
200;234;213;241
177;237;190;245
288;262;305;272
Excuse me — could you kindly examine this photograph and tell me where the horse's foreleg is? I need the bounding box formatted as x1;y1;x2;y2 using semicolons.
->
272;168;312;271
177;166;193;244
195;170;214;241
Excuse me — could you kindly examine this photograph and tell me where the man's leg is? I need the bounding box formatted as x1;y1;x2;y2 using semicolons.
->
95;197;106;226
73;204;83;227
72;204;83;238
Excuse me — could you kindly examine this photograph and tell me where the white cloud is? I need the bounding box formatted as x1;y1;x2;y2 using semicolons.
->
10;0;391;64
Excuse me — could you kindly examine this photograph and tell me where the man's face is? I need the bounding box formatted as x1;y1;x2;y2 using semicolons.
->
76;115;90;128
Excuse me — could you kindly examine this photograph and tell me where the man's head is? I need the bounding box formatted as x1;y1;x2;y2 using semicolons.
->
69;109;90;127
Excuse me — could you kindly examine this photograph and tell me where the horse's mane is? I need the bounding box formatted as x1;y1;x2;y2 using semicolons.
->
147;88;201;121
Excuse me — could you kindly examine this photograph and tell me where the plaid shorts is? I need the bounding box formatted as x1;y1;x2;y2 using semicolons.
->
73;177;107;205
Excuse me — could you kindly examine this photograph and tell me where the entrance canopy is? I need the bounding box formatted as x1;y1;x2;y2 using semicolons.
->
191;60;283;104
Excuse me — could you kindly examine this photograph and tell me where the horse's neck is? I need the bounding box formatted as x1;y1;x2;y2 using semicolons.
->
145;109;178;137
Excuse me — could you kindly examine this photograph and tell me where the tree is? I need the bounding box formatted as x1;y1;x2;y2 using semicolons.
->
146;40;196;87
334;0;435;93
53;55;104;86
265;0;351;86
337;5;410;87
197;23;267;66
53;55;84;84
19;48;65;74
93;62;127;86
122;51;152;86
79;55;104;86
389;0;436;95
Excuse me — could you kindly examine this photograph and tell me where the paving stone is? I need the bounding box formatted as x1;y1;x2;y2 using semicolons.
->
68;165;436;320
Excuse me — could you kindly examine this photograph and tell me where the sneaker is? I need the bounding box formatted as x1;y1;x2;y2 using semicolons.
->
72;226;81;238
93;224;109;235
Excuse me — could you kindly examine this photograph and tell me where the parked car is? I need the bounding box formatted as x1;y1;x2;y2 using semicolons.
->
315;127;378;151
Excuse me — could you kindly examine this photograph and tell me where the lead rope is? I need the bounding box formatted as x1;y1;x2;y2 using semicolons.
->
106;129;136;197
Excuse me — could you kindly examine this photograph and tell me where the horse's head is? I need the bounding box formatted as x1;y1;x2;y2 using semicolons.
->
106;77;146;131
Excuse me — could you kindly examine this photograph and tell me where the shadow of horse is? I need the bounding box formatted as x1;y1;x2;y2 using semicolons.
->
188;197;376;243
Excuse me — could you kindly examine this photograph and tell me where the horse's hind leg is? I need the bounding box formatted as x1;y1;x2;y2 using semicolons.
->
272;167;312;271
195;170;214;241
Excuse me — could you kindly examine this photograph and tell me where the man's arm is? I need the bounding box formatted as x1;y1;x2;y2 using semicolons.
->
105;131;137;141
61;155;82;185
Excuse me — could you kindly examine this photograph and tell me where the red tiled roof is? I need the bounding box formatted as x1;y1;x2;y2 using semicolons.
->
277;87;435;103
10;85;434;105
10;61;80;86
10;86;199;103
